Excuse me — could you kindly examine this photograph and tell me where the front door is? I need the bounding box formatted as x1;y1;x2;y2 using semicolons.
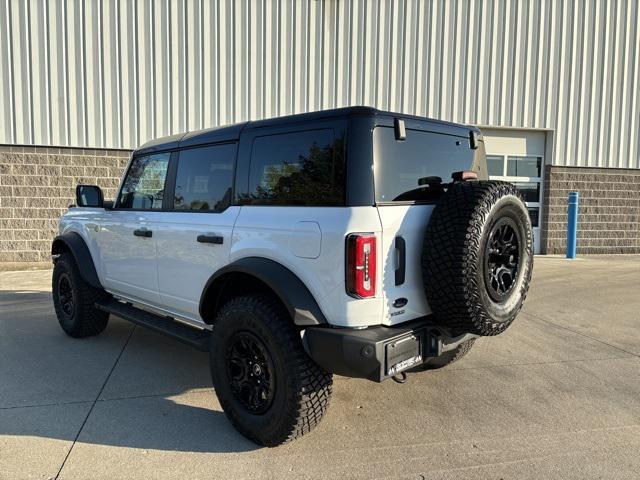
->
153;143;240;321
96;152;171;304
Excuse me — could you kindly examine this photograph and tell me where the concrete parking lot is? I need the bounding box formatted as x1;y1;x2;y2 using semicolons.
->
1;256;639;480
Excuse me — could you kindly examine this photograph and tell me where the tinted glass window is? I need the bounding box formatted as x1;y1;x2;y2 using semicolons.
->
513;182;540;203
527;208;539;227
246;129;344;206
373;127;475;202
507;156;541;177
117;153;170;209
486;155;505;177
173;144;236;212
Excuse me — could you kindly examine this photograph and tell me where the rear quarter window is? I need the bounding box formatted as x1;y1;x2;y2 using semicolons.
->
245;129;345;206
373;127;475;203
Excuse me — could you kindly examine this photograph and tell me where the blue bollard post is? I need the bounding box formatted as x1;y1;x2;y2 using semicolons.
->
566;192;579;259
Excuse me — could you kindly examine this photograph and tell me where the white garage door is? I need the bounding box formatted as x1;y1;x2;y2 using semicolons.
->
482;129;547;254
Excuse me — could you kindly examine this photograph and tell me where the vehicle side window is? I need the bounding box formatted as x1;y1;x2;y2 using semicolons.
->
246;129;345;206
173;143;236;212
117;152;170;209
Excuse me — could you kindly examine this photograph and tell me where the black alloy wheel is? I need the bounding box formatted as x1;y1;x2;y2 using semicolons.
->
57;273;75;319
226;331;276;414
210;295;333;446
484;218;521;302
422;180;534;336
52;252;110;338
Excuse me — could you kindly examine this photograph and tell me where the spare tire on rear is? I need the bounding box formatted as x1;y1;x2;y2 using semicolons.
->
422;181;533;336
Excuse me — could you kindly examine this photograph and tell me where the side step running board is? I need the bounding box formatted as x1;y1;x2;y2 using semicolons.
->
95;300;211;352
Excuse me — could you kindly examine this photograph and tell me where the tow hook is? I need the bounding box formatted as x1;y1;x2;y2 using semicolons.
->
391;372;408;384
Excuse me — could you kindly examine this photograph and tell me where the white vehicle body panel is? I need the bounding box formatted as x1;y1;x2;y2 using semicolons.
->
153;207;241;320
376;205;433;325
58;201;436;329
95;211;159;303
231;206;384;328
58;208;106;275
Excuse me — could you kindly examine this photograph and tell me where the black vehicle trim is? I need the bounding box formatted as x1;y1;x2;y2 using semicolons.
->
162;151;179;210
303;317;478;382
95;299;211;351
199;257;327;326
395;236;406;286
51;232;102;289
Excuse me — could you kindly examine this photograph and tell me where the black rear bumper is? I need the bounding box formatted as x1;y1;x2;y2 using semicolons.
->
302;317;477;382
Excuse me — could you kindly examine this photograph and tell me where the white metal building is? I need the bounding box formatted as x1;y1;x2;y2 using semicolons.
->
1;0;639;256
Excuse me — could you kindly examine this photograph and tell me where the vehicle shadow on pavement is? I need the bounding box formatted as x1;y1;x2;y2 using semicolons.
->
0;290;261;453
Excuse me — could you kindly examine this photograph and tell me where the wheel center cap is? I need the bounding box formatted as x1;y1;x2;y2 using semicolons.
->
252;364;262;375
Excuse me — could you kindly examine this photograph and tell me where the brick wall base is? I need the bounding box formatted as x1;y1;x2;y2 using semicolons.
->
0;145;131;263
1;147;639;263
541;165;640;254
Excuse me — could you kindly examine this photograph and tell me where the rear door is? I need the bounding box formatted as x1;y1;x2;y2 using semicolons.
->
153;143;240;321
373;125;478;325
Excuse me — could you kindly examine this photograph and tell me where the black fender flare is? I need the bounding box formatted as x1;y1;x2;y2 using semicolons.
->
199;257;327;326
51;232;102;289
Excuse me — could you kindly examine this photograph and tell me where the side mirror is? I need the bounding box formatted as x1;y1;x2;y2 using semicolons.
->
76;185;104;208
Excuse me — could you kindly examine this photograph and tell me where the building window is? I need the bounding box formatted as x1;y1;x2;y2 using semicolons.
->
528;207;540;227
486;154;543;231
486;155;505;177
507;156;542;177
513;182;541;203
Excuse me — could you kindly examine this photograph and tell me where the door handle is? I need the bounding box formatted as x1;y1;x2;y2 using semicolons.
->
197;234;224;245
395;236;406;286
133;229;152;238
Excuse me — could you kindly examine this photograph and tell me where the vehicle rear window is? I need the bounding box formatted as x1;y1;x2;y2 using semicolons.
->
373;127;474;203
173;143;236;212
246;129;345;206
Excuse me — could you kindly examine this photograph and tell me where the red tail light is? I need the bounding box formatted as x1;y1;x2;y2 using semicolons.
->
346;233;376;298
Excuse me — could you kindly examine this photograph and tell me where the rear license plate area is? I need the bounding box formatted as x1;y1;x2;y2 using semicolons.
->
385;333;422;376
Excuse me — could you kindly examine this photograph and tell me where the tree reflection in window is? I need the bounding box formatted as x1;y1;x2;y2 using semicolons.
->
173;144;236;212
246;130;345;206
118;153;170;209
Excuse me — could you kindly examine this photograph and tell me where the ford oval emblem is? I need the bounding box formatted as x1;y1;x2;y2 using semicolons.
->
393;298;408;308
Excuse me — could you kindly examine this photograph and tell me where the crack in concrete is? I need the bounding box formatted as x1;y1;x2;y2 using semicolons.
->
54;325;136;480
523;310;640;358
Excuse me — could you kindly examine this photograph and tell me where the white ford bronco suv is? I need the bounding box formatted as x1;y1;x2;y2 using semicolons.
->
52;107;533;446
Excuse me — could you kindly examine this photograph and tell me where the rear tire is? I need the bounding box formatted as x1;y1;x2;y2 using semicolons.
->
52;252;110;337
210;295;333;447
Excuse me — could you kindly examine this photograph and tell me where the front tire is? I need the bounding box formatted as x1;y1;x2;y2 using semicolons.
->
210;295;333;447
52;252;110;337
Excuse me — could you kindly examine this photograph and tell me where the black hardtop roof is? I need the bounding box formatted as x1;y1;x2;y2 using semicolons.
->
134;106;478;155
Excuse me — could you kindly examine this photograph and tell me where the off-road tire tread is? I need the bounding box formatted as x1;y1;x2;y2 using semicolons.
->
52;252;110;337
212;295;333;446
422;181;533;336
